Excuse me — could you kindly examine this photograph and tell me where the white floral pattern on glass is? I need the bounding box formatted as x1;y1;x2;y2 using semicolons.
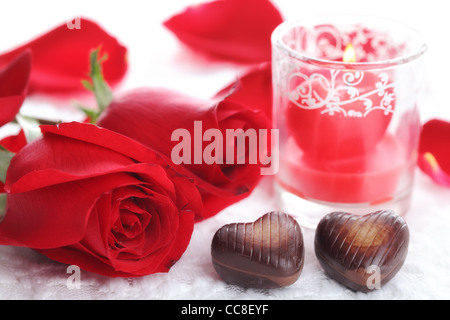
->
288;70;395;118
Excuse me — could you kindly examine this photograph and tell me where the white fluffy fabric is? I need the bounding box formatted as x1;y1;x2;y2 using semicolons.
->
0;174;449;300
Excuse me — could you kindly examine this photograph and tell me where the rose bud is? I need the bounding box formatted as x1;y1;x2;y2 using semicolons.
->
97;88;270;221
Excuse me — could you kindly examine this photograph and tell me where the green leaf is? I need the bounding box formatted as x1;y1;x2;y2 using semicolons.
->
84;48;114;117
81;79;94;92
76;48;114;124
0;193;6;222
76;102;100;124
0;149;14;184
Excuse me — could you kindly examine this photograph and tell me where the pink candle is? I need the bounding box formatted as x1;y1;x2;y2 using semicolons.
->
281;41;402;203
278;134;406;204
285;68;395;161
272;15;427;226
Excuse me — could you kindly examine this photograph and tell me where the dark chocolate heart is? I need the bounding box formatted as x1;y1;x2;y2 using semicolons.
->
315;210;409;292
211;212;304;289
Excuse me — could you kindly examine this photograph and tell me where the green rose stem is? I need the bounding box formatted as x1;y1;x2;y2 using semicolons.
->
0;147;14;179
79;48;114;124
0;147;14;220
0;193;5;221
0;116;37;219
0;148;14;180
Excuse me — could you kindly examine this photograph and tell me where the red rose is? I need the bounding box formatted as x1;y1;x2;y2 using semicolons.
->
97;87;270;220
0;122;203;278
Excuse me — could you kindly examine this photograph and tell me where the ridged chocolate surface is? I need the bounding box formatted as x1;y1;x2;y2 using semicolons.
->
211;212;304;289
315;210;409;292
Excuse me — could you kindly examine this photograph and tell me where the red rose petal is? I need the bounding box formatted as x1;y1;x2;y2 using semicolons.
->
0;51;31;127
418;152;450;187
418;119;450;187
164;0;283;63
2;167;149;248
0;130;27;153
215;62;273;122
5;123;169;194
0;18;127;94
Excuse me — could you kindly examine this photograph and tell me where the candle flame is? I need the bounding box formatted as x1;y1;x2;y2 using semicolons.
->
343;43;356;63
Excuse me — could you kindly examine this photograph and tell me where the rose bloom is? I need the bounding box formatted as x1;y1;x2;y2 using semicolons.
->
0;122;203;278
98;87;269;220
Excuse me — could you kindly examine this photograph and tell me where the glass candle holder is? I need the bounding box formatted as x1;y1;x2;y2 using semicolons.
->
271;15;427;228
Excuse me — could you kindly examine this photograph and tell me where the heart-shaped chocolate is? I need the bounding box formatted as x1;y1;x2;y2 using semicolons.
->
315;210;409;292
211;212;304;289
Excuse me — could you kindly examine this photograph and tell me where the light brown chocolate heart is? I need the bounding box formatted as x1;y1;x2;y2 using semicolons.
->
315;210;409;292
211;212;304;289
